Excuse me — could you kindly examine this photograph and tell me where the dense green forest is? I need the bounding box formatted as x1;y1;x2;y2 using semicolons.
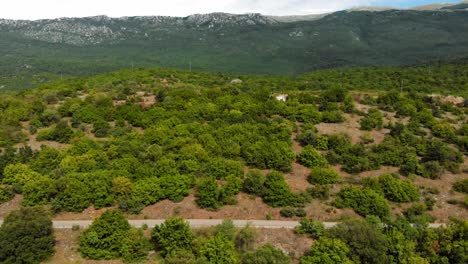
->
0;63;467;263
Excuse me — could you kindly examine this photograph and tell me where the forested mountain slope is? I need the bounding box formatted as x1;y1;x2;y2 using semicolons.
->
1;5;468;89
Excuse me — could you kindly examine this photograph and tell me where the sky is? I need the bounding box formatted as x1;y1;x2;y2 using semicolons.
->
0;0;462;20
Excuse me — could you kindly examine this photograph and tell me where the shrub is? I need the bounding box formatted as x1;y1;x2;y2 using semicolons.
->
92;119;111;138
204;157;243;179
0;185;14;203
242;244;290;264
418;161;444;179
22;176;57;206
432;122;456;141
295;219;325;239
295;208;307;217
308;167;340;185
151;218;194;257
243;170;266;196
306;185;330;200
36;121;74;143
236;224;257;253
328;220;390;264
335;186;390;218
280;207;295;218
298;146;328;168
321;111;345;123
301;237;353;264
200;234;239;264
364;174;419;203
453;179;468;194
120;228;151;263
360;108;383;130
79;210;131;260
0;207;55;264
262;171;298;207
196;177;221;210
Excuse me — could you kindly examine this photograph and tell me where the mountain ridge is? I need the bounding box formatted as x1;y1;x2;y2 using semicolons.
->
1;2;468;89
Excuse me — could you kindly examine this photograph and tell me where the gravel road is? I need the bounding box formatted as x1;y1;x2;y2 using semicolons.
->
0;219;445;229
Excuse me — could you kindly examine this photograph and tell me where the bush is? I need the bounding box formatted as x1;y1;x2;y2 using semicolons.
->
0;185;14;203
120;228;151;263
453;179;468;194
79;210;131;260
321;111;345;123
36;121;74;143
308;167;340;185
243;170;265;196
92;119;111;138
295;219;325;239
306;185;330;200
360;108;383;130
236;224;257;253
327;220;390;264
298;146;328;168
22;176;57;206
364;174;419;203
151;218;194;257
335;186;390;218
295;208;307;217
301;237;353;264
242;244;290;264
0;207;55;264
200;234;239;264
204;157;243;179
196;177;221;210
262;171;298;207
280;207;295;218
418;161;444;179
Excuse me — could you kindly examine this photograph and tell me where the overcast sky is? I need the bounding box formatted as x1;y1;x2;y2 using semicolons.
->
0;0;461;20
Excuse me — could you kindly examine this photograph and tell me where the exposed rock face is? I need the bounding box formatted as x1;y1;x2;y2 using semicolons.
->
0;13;275;46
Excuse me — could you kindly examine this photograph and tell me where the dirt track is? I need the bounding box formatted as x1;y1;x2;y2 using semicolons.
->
0;219;444;229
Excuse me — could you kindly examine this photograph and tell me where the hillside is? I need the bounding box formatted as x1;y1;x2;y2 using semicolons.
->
0;64;467;263
1;4;468;89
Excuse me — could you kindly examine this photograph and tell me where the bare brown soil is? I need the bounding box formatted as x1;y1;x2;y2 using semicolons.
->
0;194;21;219
315;113;390;145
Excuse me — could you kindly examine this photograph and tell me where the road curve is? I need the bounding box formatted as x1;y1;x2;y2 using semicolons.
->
0;219;445;229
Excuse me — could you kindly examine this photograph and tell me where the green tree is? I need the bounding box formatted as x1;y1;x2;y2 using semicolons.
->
0;207;55;264
298;146;328;168
308;167;340;185
453;179;468;194
295;219;325;239
328;220;390;264
365;174;420;202
151;217;194;257
301;237;353;264
262;171;296;207
120;228;151;263
236;224;257;253
196;177;221;210
200;234;239;264
22;176;57;206
242;170;265;196
0;185;14;203
92;119;111;138
79;210;131;259
334;186;390;218
360;108;383;131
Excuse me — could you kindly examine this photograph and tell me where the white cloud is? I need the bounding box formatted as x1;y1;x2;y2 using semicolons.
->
0;0;390;20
